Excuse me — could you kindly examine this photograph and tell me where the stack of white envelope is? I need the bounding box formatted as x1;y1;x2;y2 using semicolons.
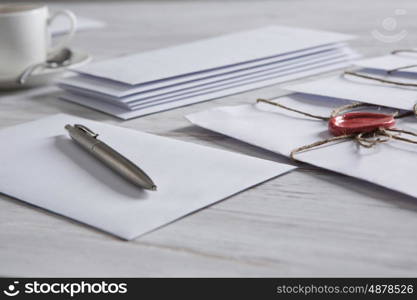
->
58;26;359;120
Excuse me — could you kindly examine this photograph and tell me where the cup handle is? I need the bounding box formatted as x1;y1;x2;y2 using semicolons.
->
47;10;77;53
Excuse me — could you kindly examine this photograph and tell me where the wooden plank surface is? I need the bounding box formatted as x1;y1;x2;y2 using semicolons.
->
1;0;417;277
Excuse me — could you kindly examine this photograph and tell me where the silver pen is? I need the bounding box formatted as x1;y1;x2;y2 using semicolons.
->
65;124;157;191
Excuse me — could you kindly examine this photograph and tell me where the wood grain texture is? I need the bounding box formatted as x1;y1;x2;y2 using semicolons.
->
1;0;417;277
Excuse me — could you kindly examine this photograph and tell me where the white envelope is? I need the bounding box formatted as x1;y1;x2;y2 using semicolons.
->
284;73;417;111
124;53;358;109
61;43;349;97
186;94;417;199
61;47;358;107
355;53;417;74
0;114;294;240
75;26;353;85
61;59;354;119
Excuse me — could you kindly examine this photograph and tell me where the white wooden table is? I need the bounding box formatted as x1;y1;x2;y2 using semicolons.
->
1;0;417;277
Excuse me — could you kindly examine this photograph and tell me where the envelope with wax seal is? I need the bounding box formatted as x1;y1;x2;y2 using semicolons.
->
186;93;417;199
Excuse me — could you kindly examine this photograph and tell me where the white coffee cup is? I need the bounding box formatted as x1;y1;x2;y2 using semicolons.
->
0;5;77;79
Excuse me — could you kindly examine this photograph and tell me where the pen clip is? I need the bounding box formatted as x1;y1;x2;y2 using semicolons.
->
74;124;99;138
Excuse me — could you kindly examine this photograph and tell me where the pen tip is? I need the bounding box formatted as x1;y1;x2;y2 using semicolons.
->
151;185;157;191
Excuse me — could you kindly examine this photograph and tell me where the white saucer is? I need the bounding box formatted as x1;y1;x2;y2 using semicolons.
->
0;49;91;90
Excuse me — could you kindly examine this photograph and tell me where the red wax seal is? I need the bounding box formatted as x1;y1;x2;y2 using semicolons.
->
328;112;395;136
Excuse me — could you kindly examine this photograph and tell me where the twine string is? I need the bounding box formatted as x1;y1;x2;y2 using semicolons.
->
330;102;370;117
388;49;417;73
386;128;417;144
257;98;417;120
344;70;417;88
355;130;392;148
391;49;417;55
289;128;417;161
289;134;353;160
256;98;329;120
387;64;417;74
257;98;417;160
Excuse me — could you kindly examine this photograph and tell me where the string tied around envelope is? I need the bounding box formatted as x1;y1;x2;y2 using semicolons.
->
343;70;417;88
344;48;417;84
256;98;417;160
389;48;417;73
